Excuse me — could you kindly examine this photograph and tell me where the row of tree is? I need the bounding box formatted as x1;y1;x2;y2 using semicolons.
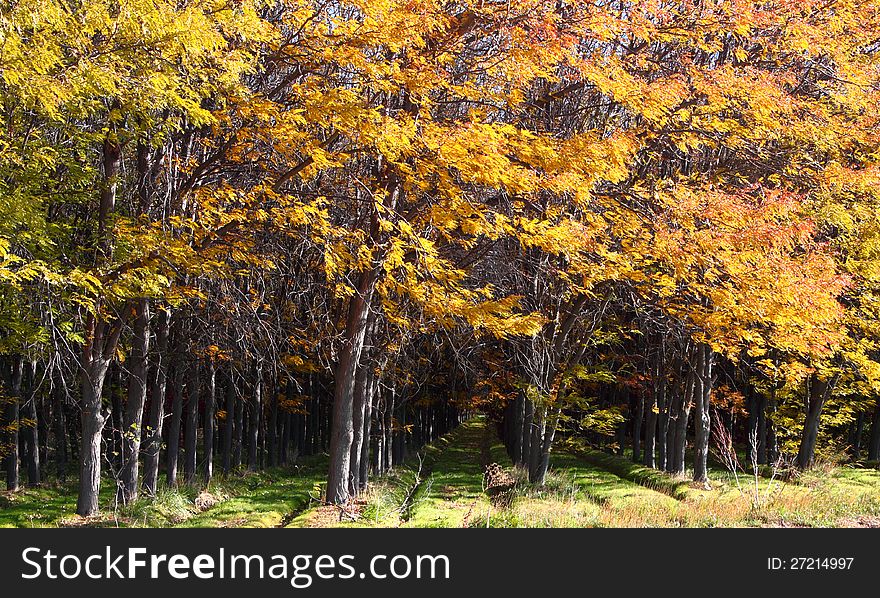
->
2;0;880;515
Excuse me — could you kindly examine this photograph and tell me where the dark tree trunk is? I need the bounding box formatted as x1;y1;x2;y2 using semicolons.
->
165;353;185;487
267;377;278;468
530;406;561;485
672;368;695;476
643;387;657;469
850;410;864;460
3;357;23;491
868;399;880;461
656;352;668;471
327;267;376;504
22;361;40;486
522;398;534;467
223;370;235;473
384;390;394;471
52;366;68;483
204;361;216;485
280;380;292;465
797;375;835;470
348;359;371;496
247;369;261;472
512;391;525;465
109;369;124;474
632;389;643;463
142;307;170;496
119;298;150;504
183;360;200;485
693;344;714;485
233;381;244;468
374;395;385;476
359;375;376;491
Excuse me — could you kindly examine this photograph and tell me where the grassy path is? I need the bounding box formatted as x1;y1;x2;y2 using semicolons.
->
403;418;499;527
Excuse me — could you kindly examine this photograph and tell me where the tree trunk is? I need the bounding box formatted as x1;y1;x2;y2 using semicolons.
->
165;353;185;487
223;370;235;473
326;267;377;504
522;398;534;468
204;361;216;485
142;307;170;496
52;365;68;483
643;388;657;469
672;368;695;476
3;357;23;491
632;389;643;463
233;381;243;468
22;360;40;486
797;375;835;470
183;359;200;484
247;369;261;472
530;406;561;485
348;359;371;496
267;377;278;468
77;316;121;516
119;298;150;504
693;343;714;485
359;375;377;491
656;353;668;471
851;410;865;460
512;392;524;465
868;399;880;461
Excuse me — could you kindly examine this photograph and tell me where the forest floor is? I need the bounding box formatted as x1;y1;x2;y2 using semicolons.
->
3;418;880;527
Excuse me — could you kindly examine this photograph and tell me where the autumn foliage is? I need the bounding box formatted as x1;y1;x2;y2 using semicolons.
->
1;0;880;512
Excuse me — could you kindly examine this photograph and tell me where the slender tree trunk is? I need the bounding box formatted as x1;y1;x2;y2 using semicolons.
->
22;361;40;486
348;359;371;496
643;388;657;469
632;389;643;463
672;368;695;476
281;380;293;465
109;370;124;473
531;406;561;485
522;398;534;468
223;370;235;473
52;366;68;483
693;343;714;485
233;381;243;468
868;399;880;461
375;395;385;476
165;353;185;487
3;357;23;491
247;369;261;472
656;357;668;471
851;410;865;460
119;298;150;504
142;307;170;496
183;359;200;484
385;390;394;471
267;377;278;468
204;361;216;485
359;375;376;491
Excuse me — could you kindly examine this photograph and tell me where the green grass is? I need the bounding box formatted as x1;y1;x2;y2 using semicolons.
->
0;457;327;528
403;418;498;528
5;424;880;528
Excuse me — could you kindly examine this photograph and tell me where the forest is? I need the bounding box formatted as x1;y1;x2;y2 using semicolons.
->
2;0;880;528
